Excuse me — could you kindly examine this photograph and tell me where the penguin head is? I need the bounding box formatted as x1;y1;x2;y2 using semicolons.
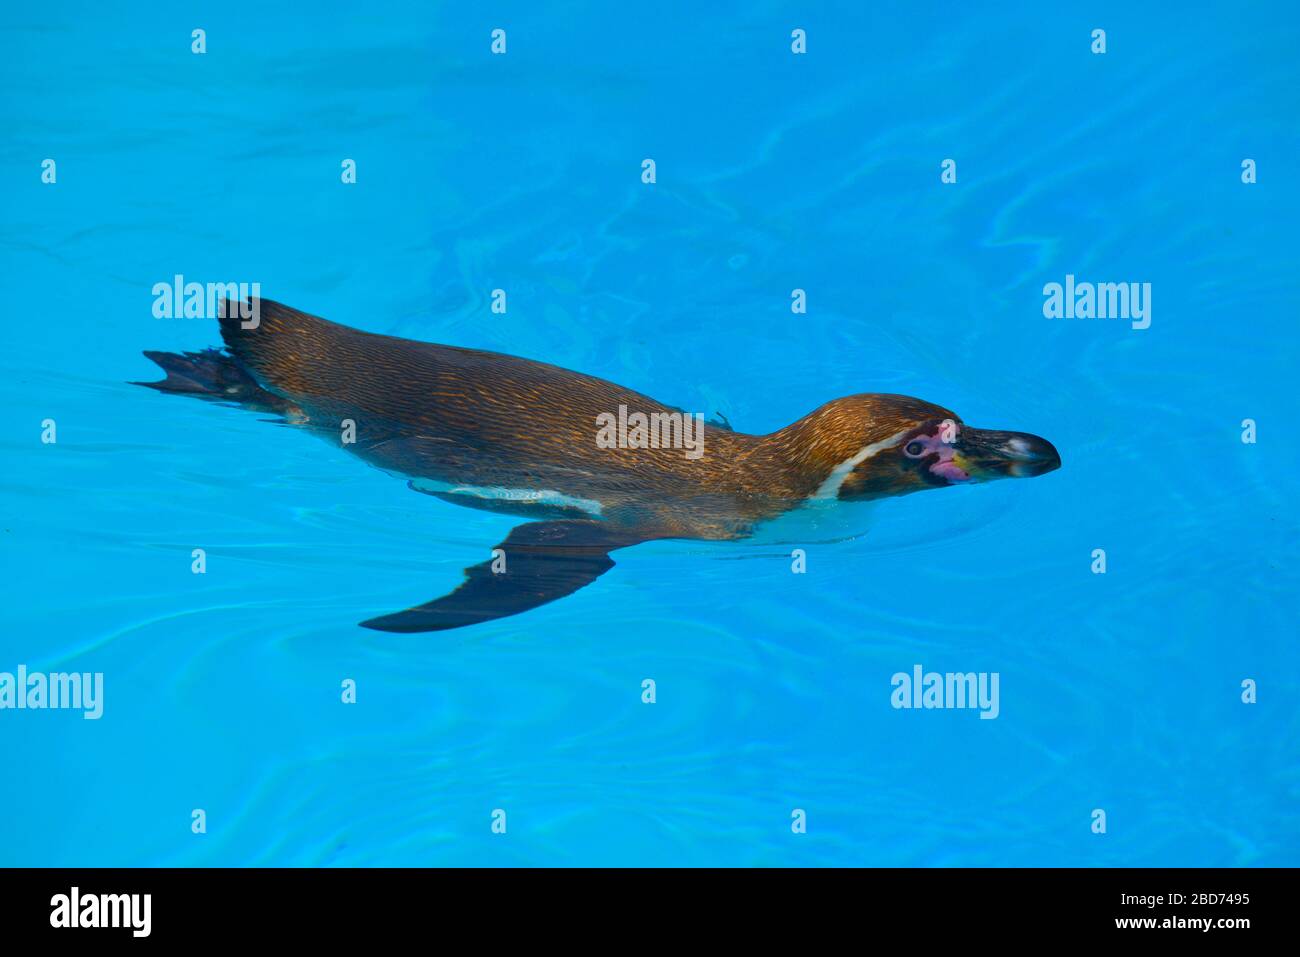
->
778;394;1061;500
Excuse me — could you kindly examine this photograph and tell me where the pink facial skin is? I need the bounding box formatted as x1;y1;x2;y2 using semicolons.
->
902;424;970;482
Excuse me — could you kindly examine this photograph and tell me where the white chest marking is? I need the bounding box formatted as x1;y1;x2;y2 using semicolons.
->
410;477;605;516
811;429;910;500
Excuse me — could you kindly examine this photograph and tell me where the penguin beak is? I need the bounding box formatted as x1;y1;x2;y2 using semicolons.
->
951;428;1061;481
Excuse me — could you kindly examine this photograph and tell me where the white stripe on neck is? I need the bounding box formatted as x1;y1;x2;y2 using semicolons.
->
811;429;910;500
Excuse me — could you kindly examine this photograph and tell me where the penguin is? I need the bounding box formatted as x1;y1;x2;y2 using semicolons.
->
136;299;1061;632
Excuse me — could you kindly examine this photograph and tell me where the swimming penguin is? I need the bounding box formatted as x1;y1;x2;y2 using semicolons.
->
136;299;1061;632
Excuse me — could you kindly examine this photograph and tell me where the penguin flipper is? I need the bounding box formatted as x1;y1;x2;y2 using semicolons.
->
359;520;647;633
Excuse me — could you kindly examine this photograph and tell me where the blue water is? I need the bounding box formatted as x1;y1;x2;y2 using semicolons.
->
2;2;1297;866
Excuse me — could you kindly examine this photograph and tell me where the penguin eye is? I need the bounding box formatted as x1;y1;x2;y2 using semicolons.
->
904;440;926;457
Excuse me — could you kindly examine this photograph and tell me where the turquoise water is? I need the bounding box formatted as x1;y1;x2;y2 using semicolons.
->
2;2;1297;866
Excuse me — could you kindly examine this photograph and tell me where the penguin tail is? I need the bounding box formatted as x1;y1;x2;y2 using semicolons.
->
131;346;297;417
213;297;346;396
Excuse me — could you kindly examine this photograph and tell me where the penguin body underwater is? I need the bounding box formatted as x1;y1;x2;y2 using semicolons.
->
136;299;1061;632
